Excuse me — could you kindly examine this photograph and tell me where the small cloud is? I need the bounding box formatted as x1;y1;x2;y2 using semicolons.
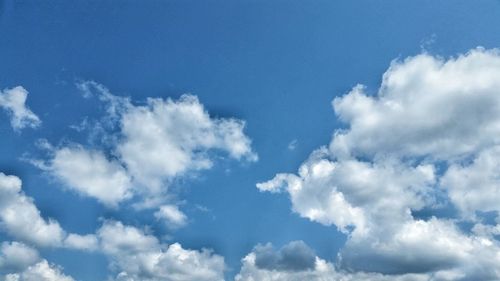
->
287;139;298;151
69;117;90;132
154;204;188;229
0;86;41;131
420;33;437;52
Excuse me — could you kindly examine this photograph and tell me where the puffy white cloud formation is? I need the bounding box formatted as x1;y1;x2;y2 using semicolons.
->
0;172;66;247
0;242;39;273
257;48;500;280
257;148;435;236
154;204;188;228
3;260;75;281
47;146;133;207
0;242;75;281
41;81;257;212
0;172;97;250
441;145;500;218
97;220;225;281
0;175;218;281
63;233;98;251
117;94;257;196
0;86;40;130
331;48;500;160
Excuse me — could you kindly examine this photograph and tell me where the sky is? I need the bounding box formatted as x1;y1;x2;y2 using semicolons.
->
2;1;500;281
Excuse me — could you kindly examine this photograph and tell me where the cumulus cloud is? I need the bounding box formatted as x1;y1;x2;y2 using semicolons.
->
44;146;133;207
0;172;97;250
3;260;75;281
154;204;188;229
117;93;257;197
63;233;98;251
97;220;225;281
257;148;435;236
38;81;257;223
0;86;40;130
0;242;75;281
0;172;219;280
257;48;500;280
0;242;39;273
0;172;66;247
236;241;432;281
331;48;500;160
441;145;500;218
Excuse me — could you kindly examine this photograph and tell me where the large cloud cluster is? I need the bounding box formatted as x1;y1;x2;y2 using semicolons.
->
97;221;225;281
0;173;226;281
255;48;500;280
37;82;257;224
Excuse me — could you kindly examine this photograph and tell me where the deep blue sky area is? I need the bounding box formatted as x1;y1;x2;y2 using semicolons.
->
2;1;500;280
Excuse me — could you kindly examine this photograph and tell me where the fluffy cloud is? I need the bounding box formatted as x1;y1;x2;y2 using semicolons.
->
0;242;75;281
0;86;40;131
0;172;218;280
257;48;500;280
0;172;66;247
0;242;39;273
3;260;75;281
117;93;257;198
0;172;97;250
154;205;188;228
235;241;432;281
331;48;500;160
257;148;435;236
40;81;257;211
97;220;225;281
63;233;98;251
46;146;133;207
441;145;500;218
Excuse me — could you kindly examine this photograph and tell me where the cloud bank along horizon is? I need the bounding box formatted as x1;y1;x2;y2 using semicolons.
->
2;48;500;280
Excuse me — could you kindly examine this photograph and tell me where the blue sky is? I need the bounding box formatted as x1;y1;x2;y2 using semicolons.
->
3;1;500;281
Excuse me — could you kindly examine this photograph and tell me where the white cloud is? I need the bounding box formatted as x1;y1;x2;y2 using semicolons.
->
97;220;225;281
0;86;40;131
47;146;133;207
331;48;500;161
63;233;98;251
257;48;500;280
3;260;75;281
441;145;500;218
0;242;39;273
154;204;188;229
0;172;97;251
258;148;435;236
0;242;75;281
117;94;257;197
0;173;66;247
39;82;257;224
